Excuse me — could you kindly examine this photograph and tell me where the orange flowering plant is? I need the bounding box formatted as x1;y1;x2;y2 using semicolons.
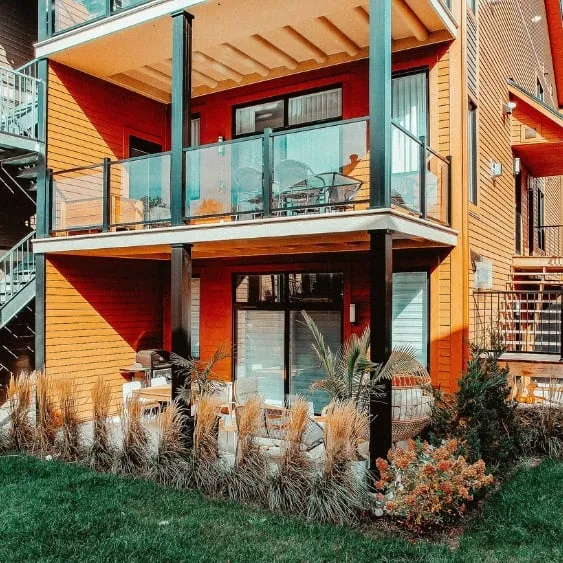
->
374;439;494;530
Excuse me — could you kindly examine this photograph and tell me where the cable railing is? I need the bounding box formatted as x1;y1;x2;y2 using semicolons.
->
0;67;43;140
473;290;563;357
0;232;36;307
48;118;452;235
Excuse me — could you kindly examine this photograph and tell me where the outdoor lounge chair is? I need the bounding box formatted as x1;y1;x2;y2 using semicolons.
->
232;166;263;218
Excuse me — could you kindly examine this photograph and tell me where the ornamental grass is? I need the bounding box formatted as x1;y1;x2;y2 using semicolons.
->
6;372;34;451
89;377;114;472
56;378;83;461
34;372;59;455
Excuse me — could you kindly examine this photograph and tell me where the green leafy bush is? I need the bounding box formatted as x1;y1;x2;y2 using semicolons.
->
427;341;519;471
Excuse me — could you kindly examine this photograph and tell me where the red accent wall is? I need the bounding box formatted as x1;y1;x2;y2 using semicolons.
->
48;61;170;170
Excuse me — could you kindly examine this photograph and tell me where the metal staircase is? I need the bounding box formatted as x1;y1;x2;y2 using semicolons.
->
0;62;43;379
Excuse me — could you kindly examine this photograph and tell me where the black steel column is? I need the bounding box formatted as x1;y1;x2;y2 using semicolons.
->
369;0;392;208
369;230;393;469
35;254;46;372
171;243;192;392
170;11;193;226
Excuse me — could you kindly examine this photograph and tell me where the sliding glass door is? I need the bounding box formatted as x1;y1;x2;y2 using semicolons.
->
234;272;343;412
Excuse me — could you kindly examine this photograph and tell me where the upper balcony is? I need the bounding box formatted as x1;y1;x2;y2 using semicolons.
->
0;66;44;153
43;116;453;250
37;0;457;105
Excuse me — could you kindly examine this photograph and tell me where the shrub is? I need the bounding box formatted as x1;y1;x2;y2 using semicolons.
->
375;439;494;531
307;400;370;525
268;397;314;515
6;372;34;451
517;384;563;459
34;373;60;455
117;396;150;475
89;378;114;472
427;342;519;470
152;401;193;487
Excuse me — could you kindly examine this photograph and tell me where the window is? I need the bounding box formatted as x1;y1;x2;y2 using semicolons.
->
234;272;343;413
537;78;545;102
127;136;164;205
467;0;477;13
234;87;343;136
468;102;478;204
391;70;429;210
537;183;545;251
392;272;429;367
187;116;201;201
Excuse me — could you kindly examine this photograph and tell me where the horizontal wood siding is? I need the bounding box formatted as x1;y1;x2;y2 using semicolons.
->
0;0;36;70
45;256;166;419
468;0;563;340
47;62;169;171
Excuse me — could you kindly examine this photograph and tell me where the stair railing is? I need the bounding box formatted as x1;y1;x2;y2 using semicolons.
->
0;232;36;306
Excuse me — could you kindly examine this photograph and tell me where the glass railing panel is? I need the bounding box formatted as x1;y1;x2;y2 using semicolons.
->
271;119;369;215
111;153;171;229
52;164;104;232
185;137;264;222
112;0;150;12
391;123;422;214
0;68;40;140
53;0;106;33
425;149;450;224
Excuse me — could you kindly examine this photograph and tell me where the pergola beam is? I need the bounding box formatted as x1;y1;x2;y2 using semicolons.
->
252;34;299;70
282;25;327;63
392;0;429;42
193;51;244;83
223;43;270;77
317;16;360;56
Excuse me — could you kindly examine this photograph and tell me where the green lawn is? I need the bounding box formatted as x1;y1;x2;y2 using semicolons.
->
0;456;561;562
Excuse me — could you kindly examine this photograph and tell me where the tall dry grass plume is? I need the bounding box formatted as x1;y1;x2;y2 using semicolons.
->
324;399;369;477
153;401;192;486
89;378;114;471
56;378;82;461
117;396;150;474
7;372;34;451
269;397;313;515
235;394;263;467
194;394;222;462
34;372;60;455
282;396;310;471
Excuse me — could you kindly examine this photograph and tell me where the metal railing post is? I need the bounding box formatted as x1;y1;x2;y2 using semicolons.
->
102;157;111;232
446;155;452;226
45;169;53;236
560;291;563;361
262;128;273;218
419;135;427;219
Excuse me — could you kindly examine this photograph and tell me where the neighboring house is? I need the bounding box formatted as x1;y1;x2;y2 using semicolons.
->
27;1;563;454
0;0;41;387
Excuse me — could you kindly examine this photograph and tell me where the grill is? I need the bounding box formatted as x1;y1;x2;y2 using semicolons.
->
136;349;172;385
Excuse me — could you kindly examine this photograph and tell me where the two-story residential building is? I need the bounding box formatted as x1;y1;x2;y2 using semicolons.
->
0;0;42;387
24;0;563;459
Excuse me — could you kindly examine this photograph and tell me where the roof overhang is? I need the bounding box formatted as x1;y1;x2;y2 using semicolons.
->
545;0;563;109
35;0;457;103
509;81;563;177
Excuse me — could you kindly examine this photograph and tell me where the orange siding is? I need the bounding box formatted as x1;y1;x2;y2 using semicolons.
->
45;256;166;419
47;62;169;171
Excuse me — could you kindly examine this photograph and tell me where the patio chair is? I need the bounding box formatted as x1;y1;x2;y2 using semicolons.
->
122;381;160;414
233;166;263;218
275;159;326;212
233;377;259;405
318;172;363;212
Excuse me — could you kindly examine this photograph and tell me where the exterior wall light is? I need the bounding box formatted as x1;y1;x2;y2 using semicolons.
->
503;101;517;115
349;303;358;325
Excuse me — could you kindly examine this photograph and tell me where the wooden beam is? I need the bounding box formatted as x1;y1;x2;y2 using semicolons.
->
193;51;243;83
252;34;299;70
392;0;429;42
222;43;270;77
317;16;360;56
353;5;370;25
281;26;327;63
192;69;218;88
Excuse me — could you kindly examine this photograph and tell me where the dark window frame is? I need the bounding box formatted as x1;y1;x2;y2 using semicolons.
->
232;271;344;408
468;101;478;204
232;84;344;139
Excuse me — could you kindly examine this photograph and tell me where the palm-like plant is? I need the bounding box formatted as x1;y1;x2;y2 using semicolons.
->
171;344;230;406
302;311;428;411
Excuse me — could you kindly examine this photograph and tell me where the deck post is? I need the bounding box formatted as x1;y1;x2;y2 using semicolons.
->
170;243;193;443
368;0;393;469
369;230;394;471
170;11;193;226
369;0;392;209
35;254;46;373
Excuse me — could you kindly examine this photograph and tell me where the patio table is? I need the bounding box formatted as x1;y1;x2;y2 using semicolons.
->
133;384;172;403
